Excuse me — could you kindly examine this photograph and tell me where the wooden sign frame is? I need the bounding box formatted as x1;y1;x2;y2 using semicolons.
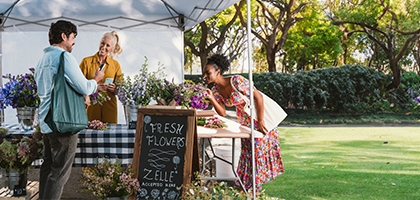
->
132;108;196;199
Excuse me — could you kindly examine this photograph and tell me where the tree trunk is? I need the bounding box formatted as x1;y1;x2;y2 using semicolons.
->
199;52;209;73
387;59;401;90
266;47;277;72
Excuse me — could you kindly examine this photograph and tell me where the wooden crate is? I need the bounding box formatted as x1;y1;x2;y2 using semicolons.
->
0;181;39;200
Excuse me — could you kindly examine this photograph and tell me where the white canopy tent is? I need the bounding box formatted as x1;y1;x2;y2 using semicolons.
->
1;0;260;196
0;0;239;124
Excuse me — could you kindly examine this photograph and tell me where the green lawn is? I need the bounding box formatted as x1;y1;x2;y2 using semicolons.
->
262;127;420;200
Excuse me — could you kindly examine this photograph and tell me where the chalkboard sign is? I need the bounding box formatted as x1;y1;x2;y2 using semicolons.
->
132;108;196;200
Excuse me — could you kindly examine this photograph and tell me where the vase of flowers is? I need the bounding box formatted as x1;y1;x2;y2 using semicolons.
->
0;68;40;131
0;126;43;192
116;57;166;129
80;158;140;200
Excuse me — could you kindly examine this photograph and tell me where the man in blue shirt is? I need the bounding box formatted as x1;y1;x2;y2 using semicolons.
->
35;20;104;200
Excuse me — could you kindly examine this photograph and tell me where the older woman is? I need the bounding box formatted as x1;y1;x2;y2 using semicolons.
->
80;31;123;123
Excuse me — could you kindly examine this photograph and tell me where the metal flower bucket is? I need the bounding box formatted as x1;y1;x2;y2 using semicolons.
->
1;168;28;196
124;105;139;129
16;106;36;131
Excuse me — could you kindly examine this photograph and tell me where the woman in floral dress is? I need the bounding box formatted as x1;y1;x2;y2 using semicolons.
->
202;54;284;193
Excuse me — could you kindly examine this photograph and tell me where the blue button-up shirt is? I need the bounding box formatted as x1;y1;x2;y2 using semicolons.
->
35;46;98;134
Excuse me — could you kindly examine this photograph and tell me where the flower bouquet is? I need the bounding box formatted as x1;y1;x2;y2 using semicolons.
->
173;80;209;110
197;116;227;129
115;57;167;128
87;120;109;130
116;57;165;107
80;158;140;199
90;90;111;105
0;68;39;108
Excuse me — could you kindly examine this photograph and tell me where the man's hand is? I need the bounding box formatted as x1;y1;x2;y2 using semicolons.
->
84;95;91;108
94;69;105;83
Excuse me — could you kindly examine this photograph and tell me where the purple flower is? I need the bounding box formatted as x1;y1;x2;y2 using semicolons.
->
172;81;209;109
0;68;39;108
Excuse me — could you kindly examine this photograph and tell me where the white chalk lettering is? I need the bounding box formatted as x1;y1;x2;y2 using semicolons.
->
143;168;153;180
148;123;184;135
154;170;175;182
141;182;163;187
165;183;176;187
146;135;185;149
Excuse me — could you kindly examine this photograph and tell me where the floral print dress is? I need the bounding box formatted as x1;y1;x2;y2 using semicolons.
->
211;75;284;191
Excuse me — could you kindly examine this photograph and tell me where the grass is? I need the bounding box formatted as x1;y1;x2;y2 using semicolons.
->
262;127;420;200
282;109;420;125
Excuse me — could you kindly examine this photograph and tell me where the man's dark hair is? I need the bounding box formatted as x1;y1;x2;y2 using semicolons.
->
48;20;77;45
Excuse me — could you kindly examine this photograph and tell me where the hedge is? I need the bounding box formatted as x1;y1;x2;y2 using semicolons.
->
186;65;418;113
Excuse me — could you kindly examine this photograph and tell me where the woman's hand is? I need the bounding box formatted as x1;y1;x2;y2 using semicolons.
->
107;83;116;93
205;88;226;116
97;83;108;91
253;88;268;135
205;88;214;100
257;119;269;135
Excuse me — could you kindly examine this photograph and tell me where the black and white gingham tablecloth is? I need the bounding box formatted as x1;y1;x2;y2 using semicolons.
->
5;124;135;167
75;124;135;166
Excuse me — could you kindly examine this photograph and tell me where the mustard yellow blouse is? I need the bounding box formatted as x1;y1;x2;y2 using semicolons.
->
79;53;122;123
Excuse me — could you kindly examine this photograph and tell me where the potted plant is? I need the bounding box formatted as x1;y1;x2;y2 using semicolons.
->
80;158;140;200
115;57;210;129
0;68;40;130
0;126;43;190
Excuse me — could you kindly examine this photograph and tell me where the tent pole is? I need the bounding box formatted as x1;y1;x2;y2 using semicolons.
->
0;26;4;125
245;0;256;199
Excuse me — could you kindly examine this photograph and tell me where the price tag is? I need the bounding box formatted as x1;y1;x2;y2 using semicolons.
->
128;121;137;129
13;186;26;196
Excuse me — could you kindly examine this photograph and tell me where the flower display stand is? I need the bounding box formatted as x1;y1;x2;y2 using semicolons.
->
0;181;39;200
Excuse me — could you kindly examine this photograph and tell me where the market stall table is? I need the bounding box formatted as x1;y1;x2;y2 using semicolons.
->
5;124;135;167
5;113;262;192
197;115;263;192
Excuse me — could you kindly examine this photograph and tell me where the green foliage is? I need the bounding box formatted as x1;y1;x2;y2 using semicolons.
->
284;2;343;71
254;65;390;113
400;71;420;95
183;174;276;199
185;65;420;114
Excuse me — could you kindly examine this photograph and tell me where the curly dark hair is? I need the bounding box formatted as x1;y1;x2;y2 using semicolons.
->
206;54;230;74
48;20;77;45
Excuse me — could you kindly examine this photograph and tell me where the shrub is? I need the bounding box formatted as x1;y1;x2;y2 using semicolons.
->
185;65;420;114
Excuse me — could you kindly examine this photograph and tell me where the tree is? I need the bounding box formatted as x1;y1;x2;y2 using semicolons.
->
330;0;420;89
237;0;311;72
184;0;246;72
283;2;342;71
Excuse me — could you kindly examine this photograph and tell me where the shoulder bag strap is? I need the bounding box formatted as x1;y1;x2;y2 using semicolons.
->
58;51;65;76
